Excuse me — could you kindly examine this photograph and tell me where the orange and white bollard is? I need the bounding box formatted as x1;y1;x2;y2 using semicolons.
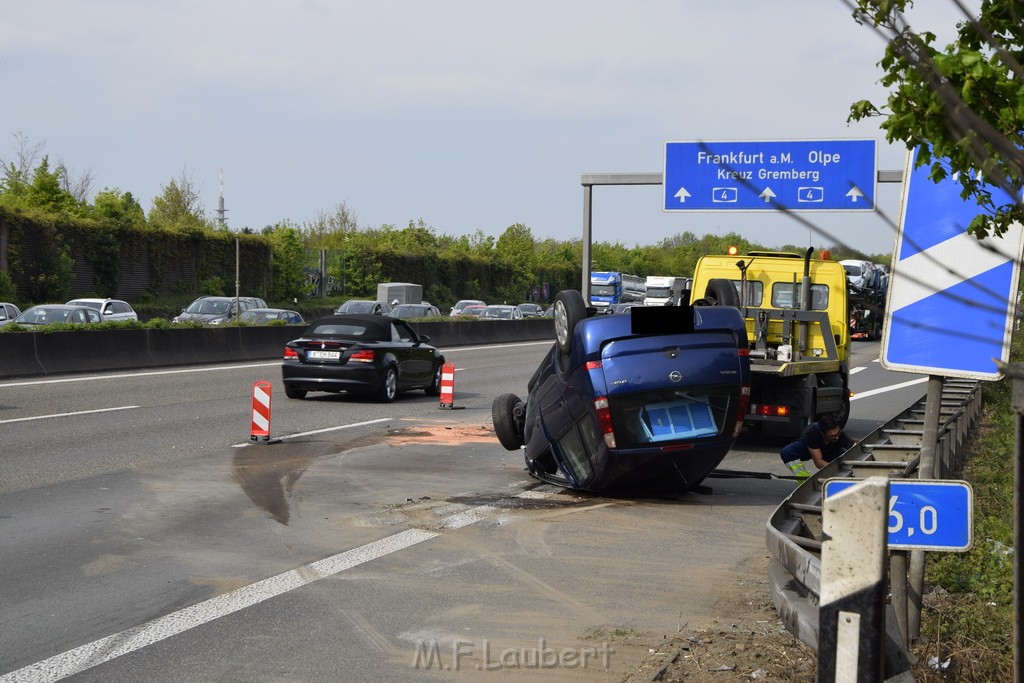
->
250;380;273;441
438;362;463;410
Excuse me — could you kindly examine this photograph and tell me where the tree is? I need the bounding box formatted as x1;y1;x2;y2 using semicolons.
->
262;221;309;301
847;0;1024;239
92;188;145;229
149;169;210;233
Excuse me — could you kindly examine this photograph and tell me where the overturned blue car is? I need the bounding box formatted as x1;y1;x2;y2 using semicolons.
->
492;290;751;493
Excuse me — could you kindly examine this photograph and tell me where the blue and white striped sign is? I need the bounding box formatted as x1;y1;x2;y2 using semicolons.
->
882;147;1024;379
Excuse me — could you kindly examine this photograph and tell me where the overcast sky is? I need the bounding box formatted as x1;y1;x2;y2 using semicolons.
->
1;1;978;256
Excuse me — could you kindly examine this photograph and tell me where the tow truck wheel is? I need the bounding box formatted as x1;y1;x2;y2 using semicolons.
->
492;393;525;450
552;290;587;355
699;278;742;308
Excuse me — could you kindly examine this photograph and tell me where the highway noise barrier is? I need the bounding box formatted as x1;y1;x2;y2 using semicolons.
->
438;362;463;410
250;380;273;441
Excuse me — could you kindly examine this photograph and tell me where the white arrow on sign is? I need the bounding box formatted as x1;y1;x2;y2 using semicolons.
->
674;187;691;203
759;187;776;203
846;186;865;202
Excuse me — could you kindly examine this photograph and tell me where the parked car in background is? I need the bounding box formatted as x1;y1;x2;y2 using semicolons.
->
517;303;545;318
454;305;487;318
281;314;444;402
0;302;23;327
239;308;305;325
606;302;644;315
66;298;139;322
491;291;751;494
450;299;486;316
479;305;524;320
334;300;392;316
390;303;442;319
12;304;102;326
172;296;260;324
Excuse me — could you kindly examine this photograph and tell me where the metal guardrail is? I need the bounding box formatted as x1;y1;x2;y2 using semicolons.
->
766;378;982;655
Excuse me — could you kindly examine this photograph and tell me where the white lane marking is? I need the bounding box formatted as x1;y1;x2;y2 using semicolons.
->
0;341;552;389
0;406;140;425
851;376;928;400
0;529;439;683
231;417;391;447
850;366;866;375
0;362;280;388
1;486;561;682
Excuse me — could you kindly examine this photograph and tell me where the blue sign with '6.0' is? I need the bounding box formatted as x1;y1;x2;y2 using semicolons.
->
823;479;973;552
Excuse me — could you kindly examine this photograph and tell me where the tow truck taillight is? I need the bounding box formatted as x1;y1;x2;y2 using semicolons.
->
751;403;790;417
733;385;751;438
284;347;298;359
349;350;375;363
594;396;616;449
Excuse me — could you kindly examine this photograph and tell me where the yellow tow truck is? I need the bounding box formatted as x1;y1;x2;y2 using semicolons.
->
689;247;850;438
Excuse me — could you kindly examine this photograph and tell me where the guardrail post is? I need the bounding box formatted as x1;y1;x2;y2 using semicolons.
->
819;477;888;682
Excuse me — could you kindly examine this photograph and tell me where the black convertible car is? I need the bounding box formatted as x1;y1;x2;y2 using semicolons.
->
281;314;444;402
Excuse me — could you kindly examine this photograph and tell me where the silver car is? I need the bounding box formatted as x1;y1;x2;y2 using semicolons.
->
66;298;139;322
12;305;102;326
0;302;23;327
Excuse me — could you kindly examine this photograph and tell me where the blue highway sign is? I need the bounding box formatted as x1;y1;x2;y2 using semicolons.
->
663;139;876;212
882;146;1024;379
823;479;973;551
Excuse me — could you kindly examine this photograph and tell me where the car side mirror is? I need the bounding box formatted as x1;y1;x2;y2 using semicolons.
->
418;334;430;344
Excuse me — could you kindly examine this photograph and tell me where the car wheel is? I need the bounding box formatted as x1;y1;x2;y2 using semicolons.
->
424;362;443;396
697;278;742;308
552;290;587;355
284;385;307;400
376;366;398;403
491;393;525;450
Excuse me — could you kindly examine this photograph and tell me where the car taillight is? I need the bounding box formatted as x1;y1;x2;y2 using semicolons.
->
349;349;375;363
594;396;616;449
732;385;751;438
284;347;298;359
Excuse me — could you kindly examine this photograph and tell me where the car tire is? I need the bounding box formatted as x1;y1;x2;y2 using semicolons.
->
376;366;398;403
424;361;443;396
491;393;525;450
284;385;307;400
552;290;587;355
698;278;742;308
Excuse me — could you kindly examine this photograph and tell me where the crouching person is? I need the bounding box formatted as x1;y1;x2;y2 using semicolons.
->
779;414;852;481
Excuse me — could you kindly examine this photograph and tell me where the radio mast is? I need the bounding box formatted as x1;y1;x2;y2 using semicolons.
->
215;167;229;229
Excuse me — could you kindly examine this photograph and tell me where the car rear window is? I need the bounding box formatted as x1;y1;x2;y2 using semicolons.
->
608;387;734;449
311;323;385;340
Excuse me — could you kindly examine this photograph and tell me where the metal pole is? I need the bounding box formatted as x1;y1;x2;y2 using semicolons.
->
235;238;240;318
890;551;909;647
907;376;945;639
582;184;592;297
1012;371;1024;680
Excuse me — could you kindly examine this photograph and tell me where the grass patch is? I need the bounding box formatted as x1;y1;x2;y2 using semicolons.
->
912;335;1018;680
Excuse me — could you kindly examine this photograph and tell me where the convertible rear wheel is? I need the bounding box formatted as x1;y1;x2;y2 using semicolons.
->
284;385;307;400
553;290;587;355
491;393;525;450
424;361;443;396
376;366;398;403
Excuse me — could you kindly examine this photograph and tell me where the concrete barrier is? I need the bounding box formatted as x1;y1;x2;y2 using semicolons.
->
0;320;555;379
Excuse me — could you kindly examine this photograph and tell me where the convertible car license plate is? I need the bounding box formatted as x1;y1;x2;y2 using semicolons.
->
307;350;341;360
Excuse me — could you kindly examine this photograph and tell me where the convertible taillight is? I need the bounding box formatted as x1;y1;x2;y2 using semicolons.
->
284;347;298;359
349;350;375;363
594;396;616;449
